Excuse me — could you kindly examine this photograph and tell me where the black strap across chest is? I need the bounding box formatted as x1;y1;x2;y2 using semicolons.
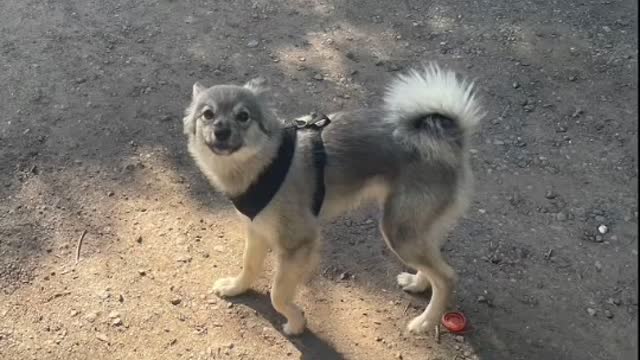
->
229;113;330;220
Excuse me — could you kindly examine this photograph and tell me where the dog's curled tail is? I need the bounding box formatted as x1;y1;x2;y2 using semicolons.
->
384;64;484;159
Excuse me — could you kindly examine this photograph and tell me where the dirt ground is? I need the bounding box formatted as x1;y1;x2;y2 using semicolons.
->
0;0;637;359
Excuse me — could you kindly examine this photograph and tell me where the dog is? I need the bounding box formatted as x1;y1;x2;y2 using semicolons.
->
182;64;484;335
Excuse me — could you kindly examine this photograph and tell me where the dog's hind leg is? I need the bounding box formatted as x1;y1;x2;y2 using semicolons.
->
212;226;268;297
404;250;457;334
381;191;460;334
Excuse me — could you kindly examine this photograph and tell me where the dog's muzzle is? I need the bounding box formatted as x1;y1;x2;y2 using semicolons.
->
206;140;240;155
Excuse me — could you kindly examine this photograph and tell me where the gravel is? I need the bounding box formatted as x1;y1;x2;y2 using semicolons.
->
598;225;609;234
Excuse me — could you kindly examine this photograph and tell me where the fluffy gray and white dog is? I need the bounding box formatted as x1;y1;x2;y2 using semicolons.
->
182;64;484;336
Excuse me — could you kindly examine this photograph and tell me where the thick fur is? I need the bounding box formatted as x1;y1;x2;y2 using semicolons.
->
182;64;483;336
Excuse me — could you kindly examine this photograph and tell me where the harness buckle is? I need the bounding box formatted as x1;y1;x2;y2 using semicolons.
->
293;111;331;130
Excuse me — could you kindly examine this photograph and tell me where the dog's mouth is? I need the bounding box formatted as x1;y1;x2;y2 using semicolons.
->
207;141;241;156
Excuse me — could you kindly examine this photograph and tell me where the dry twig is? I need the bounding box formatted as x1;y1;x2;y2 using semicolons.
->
75;230;87;264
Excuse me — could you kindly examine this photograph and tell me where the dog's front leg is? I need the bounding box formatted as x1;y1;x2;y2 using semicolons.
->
270;243;317;336
212;226;268;297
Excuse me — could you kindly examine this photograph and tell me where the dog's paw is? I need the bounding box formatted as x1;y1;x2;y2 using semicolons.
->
282;317;306;336
407;314;439;334
211;277;248;297
397;272;430;293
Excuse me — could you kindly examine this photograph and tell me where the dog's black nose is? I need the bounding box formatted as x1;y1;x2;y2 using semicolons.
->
214;128;231;141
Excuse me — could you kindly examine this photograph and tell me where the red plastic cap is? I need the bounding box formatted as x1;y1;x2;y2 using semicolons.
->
441;311;467;333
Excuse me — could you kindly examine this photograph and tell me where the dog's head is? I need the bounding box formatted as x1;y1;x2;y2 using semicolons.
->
183;78;276;157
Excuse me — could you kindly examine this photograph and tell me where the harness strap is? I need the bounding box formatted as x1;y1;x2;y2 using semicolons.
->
310;129;327;216
229;112;330;220
230;127;297;220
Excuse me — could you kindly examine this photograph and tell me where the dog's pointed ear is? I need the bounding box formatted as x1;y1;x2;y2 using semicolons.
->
244;77;269;96
192;82;206;99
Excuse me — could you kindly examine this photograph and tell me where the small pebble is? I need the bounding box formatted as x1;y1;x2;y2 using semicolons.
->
313;74;324;81
604;310;614;319
587;308;597;317
594;261;602;272
606;297;621;306
571;108;583;118
108;311;120;319
246;40;260;48
598;225;608;234
84;312;98;323
95;332;109;342
170;297;182;306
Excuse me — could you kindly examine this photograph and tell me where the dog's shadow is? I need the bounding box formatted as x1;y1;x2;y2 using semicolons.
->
229;291;345;360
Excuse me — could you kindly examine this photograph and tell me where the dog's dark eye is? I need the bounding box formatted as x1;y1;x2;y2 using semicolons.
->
202;109;215;120
236;111;250;123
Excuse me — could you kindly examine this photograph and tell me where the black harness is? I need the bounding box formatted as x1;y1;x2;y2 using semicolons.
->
229;112;331;220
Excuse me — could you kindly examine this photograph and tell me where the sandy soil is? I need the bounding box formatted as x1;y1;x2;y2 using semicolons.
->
0;0;637;359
